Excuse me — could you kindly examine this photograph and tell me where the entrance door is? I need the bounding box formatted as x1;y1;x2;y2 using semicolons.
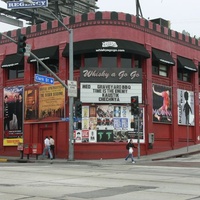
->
40;128;53;149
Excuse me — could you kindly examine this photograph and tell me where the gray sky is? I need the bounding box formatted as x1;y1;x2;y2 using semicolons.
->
96;0;200;37
0;0;200;37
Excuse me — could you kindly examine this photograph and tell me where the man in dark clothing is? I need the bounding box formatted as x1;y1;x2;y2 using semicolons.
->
125;139;137;163
16;93;23;130
4;95;12;131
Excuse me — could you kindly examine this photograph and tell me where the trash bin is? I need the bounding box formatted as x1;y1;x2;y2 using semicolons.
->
17;142;24;159
23;144;32;159
32;143;42;160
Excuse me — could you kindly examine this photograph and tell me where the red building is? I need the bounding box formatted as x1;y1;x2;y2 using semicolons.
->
0;11;200;159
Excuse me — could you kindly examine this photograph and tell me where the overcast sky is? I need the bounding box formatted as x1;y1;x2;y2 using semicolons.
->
0;0;200;37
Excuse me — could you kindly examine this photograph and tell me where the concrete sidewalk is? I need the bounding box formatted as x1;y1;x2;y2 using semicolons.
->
1;144;200;165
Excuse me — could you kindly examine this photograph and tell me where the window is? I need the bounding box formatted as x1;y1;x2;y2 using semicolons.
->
152;61;167;77
178;71;191;82
84;55;98;68
134;57;142;68
102;56;117;68
74;55;81;70
8;65;24;79
121;57;131;68
35;60;59;75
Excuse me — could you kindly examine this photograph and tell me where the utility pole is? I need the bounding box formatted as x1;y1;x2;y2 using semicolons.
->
136;0;143;18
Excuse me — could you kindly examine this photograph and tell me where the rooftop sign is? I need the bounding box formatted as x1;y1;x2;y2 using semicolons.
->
7;0;48;9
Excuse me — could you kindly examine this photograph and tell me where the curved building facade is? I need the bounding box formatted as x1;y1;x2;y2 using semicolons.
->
0;11;200;159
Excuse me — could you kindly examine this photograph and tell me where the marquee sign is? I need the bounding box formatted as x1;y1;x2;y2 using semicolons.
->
80;82;142;103
80;68;142;83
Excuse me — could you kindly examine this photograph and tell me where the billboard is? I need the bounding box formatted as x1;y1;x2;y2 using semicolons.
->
152;84;172;123
177;89;194;126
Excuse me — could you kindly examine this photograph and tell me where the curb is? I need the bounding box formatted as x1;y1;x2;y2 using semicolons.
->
151;150;200;161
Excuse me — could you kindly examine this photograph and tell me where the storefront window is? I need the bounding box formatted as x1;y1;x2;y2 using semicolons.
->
74;55;81;70
102;56;117;68
121;57;132;68
8;65;24;79
85;57;98;68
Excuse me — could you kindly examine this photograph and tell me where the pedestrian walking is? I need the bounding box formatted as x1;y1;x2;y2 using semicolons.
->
42;136;53;162
125;139;137;163
49;136;55;159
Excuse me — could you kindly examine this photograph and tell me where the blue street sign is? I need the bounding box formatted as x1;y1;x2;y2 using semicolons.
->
34;74;54;85
61;117;81;122
7;0;48;9
61;118;69;122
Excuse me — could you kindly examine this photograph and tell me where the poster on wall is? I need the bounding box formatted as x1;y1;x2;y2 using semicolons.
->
3;86;24;146
24;82;65;123
177;89;194;126
74;104;145;143
97;130;113;142
152;84;172;123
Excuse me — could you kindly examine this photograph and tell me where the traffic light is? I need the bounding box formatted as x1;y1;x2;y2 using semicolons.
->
131;96;139;115
17;34;27;54
75;101;82;118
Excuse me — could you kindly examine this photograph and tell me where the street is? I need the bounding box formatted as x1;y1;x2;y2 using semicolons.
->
0;154;200;200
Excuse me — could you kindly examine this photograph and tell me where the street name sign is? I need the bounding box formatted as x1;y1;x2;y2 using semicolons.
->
7;0;48;9
34;74;54;85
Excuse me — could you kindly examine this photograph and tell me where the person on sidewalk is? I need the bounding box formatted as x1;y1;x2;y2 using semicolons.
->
125;139;137;163
49;136;55;159
42;136;53;161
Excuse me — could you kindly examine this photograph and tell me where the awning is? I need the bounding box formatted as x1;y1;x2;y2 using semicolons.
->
1;54;24;68
152;49;175;65
62;39;150;58
28;46;59;63
177;56;197;72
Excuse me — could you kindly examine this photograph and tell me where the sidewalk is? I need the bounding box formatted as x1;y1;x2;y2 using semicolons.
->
1;144;200;165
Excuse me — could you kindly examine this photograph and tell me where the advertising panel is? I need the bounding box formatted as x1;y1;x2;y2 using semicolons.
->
24;82;65;123
177;89;194;125
3;86;24;146
152;84;172;123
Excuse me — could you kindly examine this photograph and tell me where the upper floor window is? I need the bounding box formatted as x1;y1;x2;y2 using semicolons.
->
178;72;191;82
101;53;117;68
74;55;81;70
35;60;59;75
152;48;175;77
28;46;59;75
9;65;24;79
1;54;24;80
84;53;98;68
177;56;197;82
152;61;168;77
120;54;132;68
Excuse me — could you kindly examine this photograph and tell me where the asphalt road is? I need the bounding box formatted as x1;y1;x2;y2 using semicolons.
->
0;154;200;200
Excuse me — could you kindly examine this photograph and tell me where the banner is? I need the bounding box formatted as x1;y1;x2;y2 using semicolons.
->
152;84;172;123
3;86;24;146
177;89;194;125
24;82;65;123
